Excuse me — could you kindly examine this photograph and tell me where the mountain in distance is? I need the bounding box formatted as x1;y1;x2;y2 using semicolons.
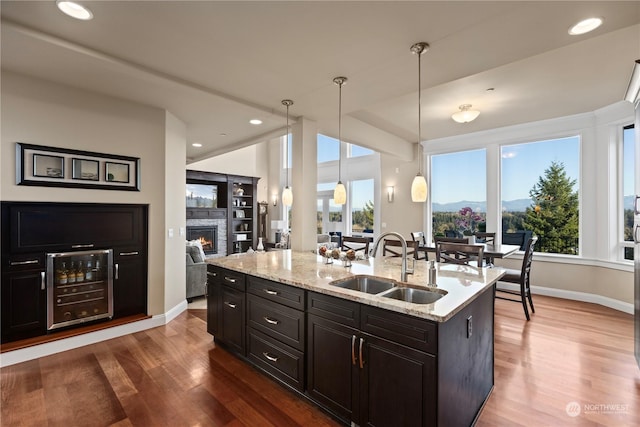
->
432;199;533;213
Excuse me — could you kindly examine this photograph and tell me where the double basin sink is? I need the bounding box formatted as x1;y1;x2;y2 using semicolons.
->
329;275;447;304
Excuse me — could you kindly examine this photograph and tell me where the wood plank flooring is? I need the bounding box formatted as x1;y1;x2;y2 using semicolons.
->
2;295;639;426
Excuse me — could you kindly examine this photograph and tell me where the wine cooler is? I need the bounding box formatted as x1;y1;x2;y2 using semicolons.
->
46;249;114;330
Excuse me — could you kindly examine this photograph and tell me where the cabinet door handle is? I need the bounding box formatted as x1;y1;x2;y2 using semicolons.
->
351;335;357;366
119;251;139;256
359;338;365;369
635;225;640;244
115;263;119;280
224;301;237;309
224;276;236;283
10;259;38;266
263;316;279;325
72;244;94;249
263;352;279;363
264;289;278;295
41;271;46;290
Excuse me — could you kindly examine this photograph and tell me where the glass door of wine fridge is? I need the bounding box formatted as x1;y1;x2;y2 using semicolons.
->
46;249;113;330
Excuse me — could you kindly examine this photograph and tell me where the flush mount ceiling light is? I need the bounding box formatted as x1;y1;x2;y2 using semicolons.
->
191;143;202;148
451;104;481;123
333;76;348;206
249;119;263;125
56;1;93;20
281;99;294;207
409;42;429;203
569;17;603;35
624;59;640;105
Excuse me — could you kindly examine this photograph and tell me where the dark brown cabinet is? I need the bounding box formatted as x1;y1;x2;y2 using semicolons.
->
307;292;437;426
1;202;148;344
212;268;246;356
1;270;46;342
206;264;222;336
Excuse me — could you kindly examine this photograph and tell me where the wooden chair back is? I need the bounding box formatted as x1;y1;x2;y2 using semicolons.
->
411;231;426;245
436;242;485;267
382;239;418;258
434;236;468;244
474;232;495;244
341;236;370;257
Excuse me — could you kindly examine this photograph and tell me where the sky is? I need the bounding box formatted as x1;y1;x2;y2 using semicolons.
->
623;126;634;197
431;136;581;205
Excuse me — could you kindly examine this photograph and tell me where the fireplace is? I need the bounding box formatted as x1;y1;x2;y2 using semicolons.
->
187;226;218;255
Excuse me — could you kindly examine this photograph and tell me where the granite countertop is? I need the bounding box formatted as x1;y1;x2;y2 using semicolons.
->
207;250;506;322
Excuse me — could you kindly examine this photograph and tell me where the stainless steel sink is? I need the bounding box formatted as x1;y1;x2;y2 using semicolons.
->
330;275;397;294
378;287;446;304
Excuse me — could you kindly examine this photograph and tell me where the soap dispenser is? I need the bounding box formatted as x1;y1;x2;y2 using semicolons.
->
428;260;437;286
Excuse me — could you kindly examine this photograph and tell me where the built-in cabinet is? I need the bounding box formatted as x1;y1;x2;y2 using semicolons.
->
206;265;494;427
186;170;259;254
1;202;148;344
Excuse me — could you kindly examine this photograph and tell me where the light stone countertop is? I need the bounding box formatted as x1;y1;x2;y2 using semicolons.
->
207;249;506;322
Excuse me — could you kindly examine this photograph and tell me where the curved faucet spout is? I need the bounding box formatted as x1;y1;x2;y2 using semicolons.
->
371;232;415;282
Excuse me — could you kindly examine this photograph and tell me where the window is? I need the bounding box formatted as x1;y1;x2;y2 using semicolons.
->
348;143;374;158
622;125;635;261
351;179;374;232
431;149;487;237
501;136;580;255
317;134;340;163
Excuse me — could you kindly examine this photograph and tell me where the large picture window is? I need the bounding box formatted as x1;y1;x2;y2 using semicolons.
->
622;125;635;261
501;136;580;255
431;149;487;238
351;179;374;232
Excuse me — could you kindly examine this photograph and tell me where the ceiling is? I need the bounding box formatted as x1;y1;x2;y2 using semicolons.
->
2;1;639;163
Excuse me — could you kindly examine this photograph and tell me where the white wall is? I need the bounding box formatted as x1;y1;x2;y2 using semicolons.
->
1;71;185;316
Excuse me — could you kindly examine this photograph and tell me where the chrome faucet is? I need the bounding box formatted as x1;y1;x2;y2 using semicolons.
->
370;232;415;282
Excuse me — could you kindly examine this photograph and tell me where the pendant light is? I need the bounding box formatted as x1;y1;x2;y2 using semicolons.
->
333;77;347;205
410;42;429;203
281;99;294;207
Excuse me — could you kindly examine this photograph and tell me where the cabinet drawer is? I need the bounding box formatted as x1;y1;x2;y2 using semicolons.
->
307;291;360;328
361;305;437;354
219;268;245;291
207;264;221;285
4;254;45;272
247;328;304;391
247;294;304;351
247;276;305;310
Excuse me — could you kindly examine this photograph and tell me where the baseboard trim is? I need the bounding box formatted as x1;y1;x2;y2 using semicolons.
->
0;301;188;368
496;283;634;314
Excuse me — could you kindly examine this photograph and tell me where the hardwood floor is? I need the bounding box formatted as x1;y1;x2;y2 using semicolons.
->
2;295;638;426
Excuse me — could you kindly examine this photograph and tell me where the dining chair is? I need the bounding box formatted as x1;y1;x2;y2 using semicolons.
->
434;236;468;244
410;231;428;260
474;232;495;244
382;238;418;259
435;242;485;267
495;237;536;320
341;236;370;258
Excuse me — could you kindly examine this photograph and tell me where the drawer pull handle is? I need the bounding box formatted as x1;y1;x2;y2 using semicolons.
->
72;244;94;249
224;276;237;283
41;272;46;290
119;251;139;256
351;335;357;366
207;272;217;278
359;338;365;369
263;352;279;363
115;263;119;280
224;302;237;309
263;316;279;325
264;289;278;295
10;259;38;266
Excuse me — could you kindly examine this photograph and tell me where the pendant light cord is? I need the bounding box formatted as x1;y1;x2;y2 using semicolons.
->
338;80;342;181
417;49;422;176
286;102;290;188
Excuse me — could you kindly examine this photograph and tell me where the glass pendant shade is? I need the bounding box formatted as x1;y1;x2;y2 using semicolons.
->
282;186;293;207
411;174;428;202
334;181;347;205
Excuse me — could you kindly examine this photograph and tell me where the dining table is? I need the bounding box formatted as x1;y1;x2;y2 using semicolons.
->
417;242;521;265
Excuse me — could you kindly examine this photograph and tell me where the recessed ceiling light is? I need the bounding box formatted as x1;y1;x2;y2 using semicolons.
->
192;143;202;148
569;17;602;35
219;133;227;136
249;119;263;125
56;1;93;20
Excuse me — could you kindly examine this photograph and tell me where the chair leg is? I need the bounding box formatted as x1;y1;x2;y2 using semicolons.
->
527;288;535;314
520;285;530;321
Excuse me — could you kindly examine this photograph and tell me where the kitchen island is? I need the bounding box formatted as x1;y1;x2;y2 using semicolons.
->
206;250;505;427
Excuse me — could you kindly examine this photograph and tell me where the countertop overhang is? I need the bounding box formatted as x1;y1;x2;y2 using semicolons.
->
207;250;506;322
